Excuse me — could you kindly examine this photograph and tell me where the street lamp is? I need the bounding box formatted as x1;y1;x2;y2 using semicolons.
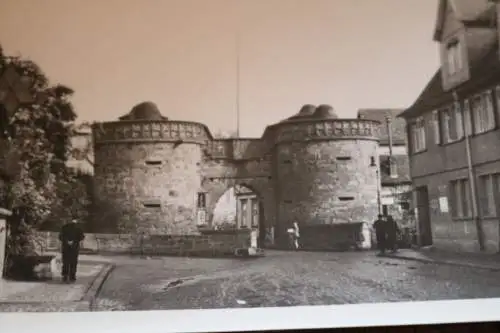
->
370;156;382;215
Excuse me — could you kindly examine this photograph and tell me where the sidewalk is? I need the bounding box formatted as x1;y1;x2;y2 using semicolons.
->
0;258;114;312
385;248;500;271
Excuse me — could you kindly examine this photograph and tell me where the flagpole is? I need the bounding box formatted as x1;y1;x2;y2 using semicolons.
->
235;31;241;138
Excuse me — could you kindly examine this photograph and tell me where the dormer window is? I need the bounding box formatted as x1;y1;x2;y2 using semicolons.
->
446;39;462;76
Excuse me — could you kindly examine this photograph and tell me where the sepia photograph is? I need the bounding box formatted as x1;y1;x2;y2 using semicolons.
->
1;0;500;331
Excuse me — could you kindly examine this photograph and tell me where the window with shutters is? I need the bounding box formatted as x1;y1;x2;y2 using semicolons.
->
446;40;463;76
471;91;495;134
409;117;426;154
449;179;472;219
478;174;500;218
441;103;463;144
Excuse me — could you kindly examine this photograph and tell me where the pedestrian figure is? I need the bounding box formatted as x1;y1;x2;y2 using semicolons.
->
293;222;300;250
58;218;85;283
386;215;399;253
287;221;300;251
373;214;387;255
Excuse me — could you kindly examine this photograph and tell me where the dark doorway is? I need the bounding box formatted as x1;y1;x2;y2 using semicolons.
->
415;186;433;246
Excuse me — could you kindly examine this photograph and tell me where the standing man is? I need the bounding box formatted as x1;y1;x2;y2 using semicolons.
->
58;218;85;283
373;214;387;255
386;215;399;253
293;221;300;250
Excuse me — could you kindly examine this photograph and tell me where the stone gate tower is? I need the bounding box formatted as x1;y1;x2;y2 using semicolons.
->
92;102;211;234
92;102;381;250
267;104;380;248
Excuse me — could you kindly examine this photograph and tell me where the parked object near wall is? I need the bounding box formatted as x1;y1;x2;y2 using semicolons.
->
299;222;371;251
0;207;12;278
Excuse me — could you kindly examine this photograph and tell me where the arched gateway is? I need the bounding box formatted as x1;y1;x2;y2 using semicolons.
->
209;185;265;248
92;102;381;250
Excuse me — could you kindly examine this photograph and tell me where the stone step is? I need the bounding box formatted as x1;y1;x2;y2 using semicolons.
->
234;247;265;257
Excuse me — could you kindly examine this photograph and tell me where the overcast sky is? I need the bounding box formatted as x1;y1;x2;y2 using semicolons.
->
0;0;439;137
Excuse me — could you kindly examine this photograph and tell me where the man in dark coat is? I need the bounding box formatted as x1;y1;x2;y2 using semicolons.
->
59;219;85;283
386;215;399;253
373;214;387;255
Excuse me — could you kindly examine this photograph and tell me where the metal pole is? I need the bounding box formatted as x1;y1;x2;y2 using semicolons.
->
386;116;394;178
377;169;382;214
235;31;241;138
453;91;484;251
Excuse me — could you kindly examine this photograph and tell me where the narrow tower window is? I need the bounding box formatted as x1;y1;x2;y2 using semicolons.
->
145;160;162;166
142;199;161;208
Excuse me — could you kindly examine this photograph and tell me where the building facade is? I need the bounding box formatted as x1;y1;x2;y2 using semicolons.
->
92;102;385;249
399;0;500;253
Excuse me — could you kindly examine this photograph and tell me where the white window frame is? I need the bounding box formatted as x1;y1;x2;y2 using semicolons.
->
409;116;426;154
450;178;471;218
441;103;463;144
471;90;496;134
431;110;441;145
495;86;500;127
446;41;462;76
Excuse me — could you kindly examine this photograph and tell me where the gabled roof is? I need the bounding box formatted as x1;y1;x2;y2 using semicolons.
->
433;0;496;41
399;43;500;119
357;109;406;145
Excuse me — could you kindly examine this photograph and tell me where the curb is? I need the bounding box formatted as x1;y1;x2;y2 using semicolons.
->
0;263;115;312
84;264;115;309
385;254;500;272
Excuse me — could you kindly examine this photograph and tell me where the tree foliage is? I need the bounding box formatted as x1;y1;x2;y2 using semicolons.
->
0;46;86;265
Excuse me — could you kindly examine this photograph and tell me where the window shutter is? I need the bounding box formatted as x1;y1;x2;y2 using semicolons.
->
431;110;441;145
495;86;500;129
406;123;414;154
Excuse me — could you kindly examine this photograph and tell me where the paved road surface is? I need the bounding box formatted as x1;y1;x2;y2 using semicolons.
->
94;250;500;311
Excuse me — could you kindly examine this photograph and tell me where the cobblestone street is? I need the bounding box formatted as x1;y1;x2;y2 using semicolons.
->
94;250;500;311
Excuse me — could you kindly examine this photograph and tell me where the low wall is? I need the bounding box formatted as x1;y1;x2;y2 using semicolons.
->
36;229;252;257
299;223;370;251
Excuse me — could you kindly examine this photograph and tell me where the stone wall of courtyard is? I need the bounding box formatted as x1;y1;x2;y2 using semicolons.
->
35;230;252;257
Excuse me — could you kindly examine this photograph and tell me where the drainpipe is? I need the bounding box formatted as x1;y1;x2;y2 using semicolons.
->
453;91;485;251
386;116;393;163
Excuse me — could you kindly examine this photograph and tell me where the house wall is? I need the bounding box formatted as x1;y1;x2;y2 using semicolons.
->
409;94;500;253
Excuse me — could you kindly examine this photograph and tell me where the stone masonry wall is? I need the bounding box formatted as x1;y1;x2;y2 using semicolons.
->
276;140;379;228
94;141;203;234
201;156;275;232
36;230;251;257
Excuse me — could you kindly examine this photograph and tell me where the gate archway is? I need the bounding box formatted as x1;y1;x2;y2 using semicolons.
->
211;184;264;247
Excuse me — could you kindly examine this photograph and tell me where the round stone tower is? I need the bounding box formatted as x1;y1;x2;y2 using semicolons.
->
271;104;380;247
92;101;210;234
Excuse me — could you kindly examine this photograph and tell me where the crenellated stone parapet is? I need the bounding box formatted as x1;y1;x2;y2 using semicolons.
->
271;119;380;145
203;139;270;161
92;120;211;145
